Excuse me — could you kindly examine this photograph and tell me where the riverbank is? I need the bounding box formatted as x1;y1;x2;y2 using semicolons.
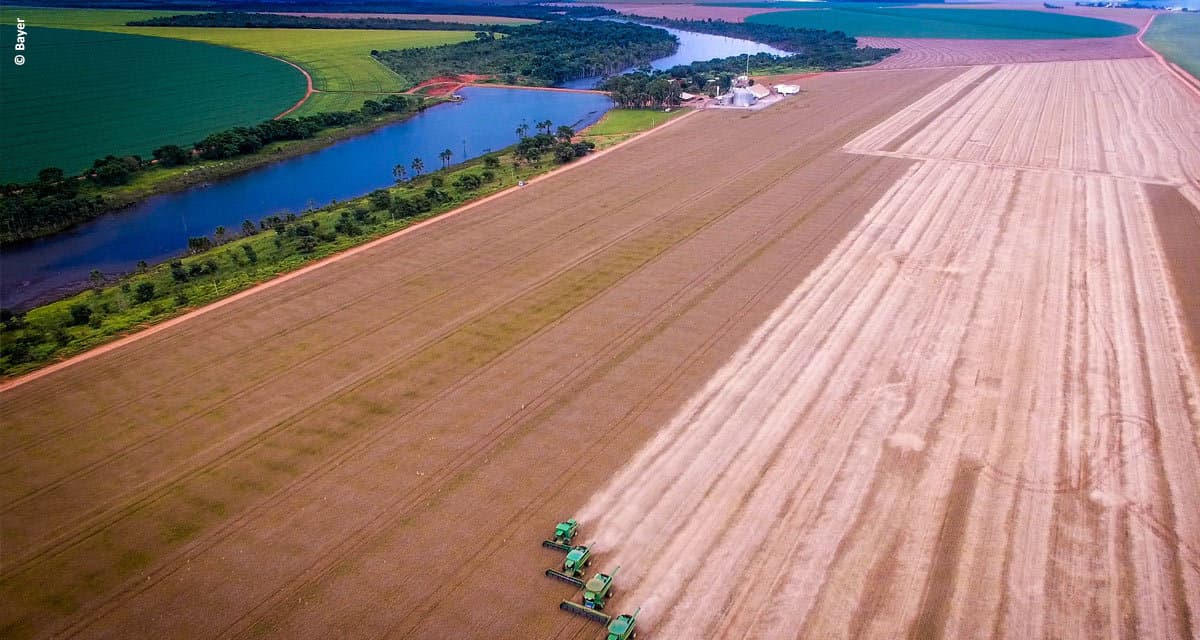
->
2;99;446;246
0;108;695;379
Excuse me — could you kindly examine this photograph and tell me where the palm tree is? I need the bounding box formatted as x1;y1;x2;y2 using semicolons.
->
555;125;574;143
393;163;407;183
516;123;529;139
537;119;553;135
439;148;453;169
411;157;424;177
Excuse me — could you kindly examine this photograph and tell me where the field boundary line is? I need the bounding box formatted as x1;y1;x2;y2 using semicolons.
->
0;108;698;395
1137;13;1200;100
850;148;1184;186
267;53;316;119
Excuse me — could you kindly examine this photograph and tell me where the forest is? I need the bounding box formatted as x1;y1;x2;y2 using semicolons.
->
374;20;678;87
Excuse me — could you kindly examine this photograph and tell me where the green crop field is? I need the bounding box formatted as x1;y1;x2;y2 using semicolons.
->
0;6;478;179
747;7;1137;39
0;27;304;183
7;7;474;116
1145;13;1200;81
584;109;688;136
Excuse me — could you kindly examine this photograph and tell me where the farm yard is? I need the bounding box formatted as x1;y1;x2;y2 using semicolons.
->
0;26;304;182
3;2;1200;640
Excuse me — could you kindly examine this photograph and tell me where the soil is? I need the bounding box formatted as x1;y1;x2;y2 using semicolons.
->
0;67;960;639
858;35;1149;69
581;56;1200;638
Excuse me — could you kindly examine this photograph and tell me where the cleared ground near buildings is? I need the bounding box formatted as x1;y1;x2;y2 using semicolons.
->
0;67;961;639
582;57;1200;638
747;7;1137;39
0;27;304;182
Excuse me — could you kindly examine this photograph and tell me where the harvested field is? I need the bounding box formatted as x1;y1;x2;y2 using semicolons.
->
856;35;1148;69
0;67;961;639
581;57;1200;638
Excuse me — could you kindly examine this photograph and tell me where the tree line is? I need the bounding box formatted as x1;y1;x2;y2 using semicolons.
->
600;18;898;107
128;12;505;32
373;20;678;87
25;0;616;21
0;95;418;244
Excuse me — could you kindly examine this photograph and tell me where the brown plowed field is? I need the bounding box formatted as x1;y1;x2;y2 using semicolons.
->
857;35;1149;69
581;57;1200;638
0;67;960;639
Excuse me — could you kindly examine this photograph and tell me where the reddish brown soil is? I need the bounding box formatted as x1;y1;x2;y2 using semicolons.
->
0;67;961;639
859;35;1149;69
405;74;492;96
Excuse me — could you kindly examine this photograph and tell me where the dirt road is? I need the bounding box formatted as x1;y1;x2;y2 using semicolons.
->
579;57;1200;638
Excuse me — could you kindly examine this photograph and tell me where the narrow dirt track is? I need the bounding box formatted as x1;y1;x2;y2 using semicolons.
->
579;57;1200;638
0;68;959;639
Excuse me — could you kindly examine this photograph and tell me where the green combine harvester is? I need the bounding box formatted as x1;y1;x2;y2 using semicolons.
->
545;544;592;587
560;566;620;623
606;608;640;640
542;518;579;552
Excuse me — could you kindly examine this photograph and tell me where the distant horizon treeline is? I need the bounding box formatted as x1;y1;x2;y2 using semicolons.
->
0;95;421;245
16;0;616;20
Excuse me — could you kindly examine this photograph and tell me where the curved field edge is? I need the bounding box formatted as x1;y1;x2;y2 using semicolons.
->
747;7;1137;39
0;110;694;381
0;26;305;182
1143;12;1200;82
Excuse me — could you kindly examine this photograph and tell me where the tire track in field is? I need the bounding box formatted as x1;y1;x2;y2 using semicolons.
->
572;59;1200;638
0;144;679;453
30;114;862;639
0;132;735;520
366;154;907;640
2;128;788;587
65;118;892;637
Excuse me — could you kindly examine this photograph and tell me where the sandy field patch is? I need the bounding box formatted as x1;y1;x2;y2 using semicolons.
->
580;57;1200;638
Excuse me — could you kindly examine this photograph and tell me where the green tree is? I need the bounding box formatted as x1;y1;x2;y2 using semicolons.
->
68;303;93;326
134;282;156;303
439;148;453;169
555;125;575;143
393;164;408;183
411;157;425;177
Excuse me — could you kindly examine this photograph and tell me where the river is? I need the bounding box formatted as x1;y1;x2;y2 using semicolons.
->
1;23;788;310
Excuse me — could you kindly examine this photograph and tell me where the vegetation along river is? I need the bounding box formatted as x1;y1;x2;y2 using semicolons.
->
2;25;788;310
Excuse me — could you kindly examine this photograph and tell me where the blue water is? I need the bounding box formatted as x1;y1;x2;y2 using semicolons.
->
1;87;611;309
561;21;790;89
2;23;787;309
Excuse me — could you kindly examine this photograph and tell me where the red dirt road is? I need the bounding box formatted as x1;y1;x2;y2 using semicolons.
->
0;67;959;639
